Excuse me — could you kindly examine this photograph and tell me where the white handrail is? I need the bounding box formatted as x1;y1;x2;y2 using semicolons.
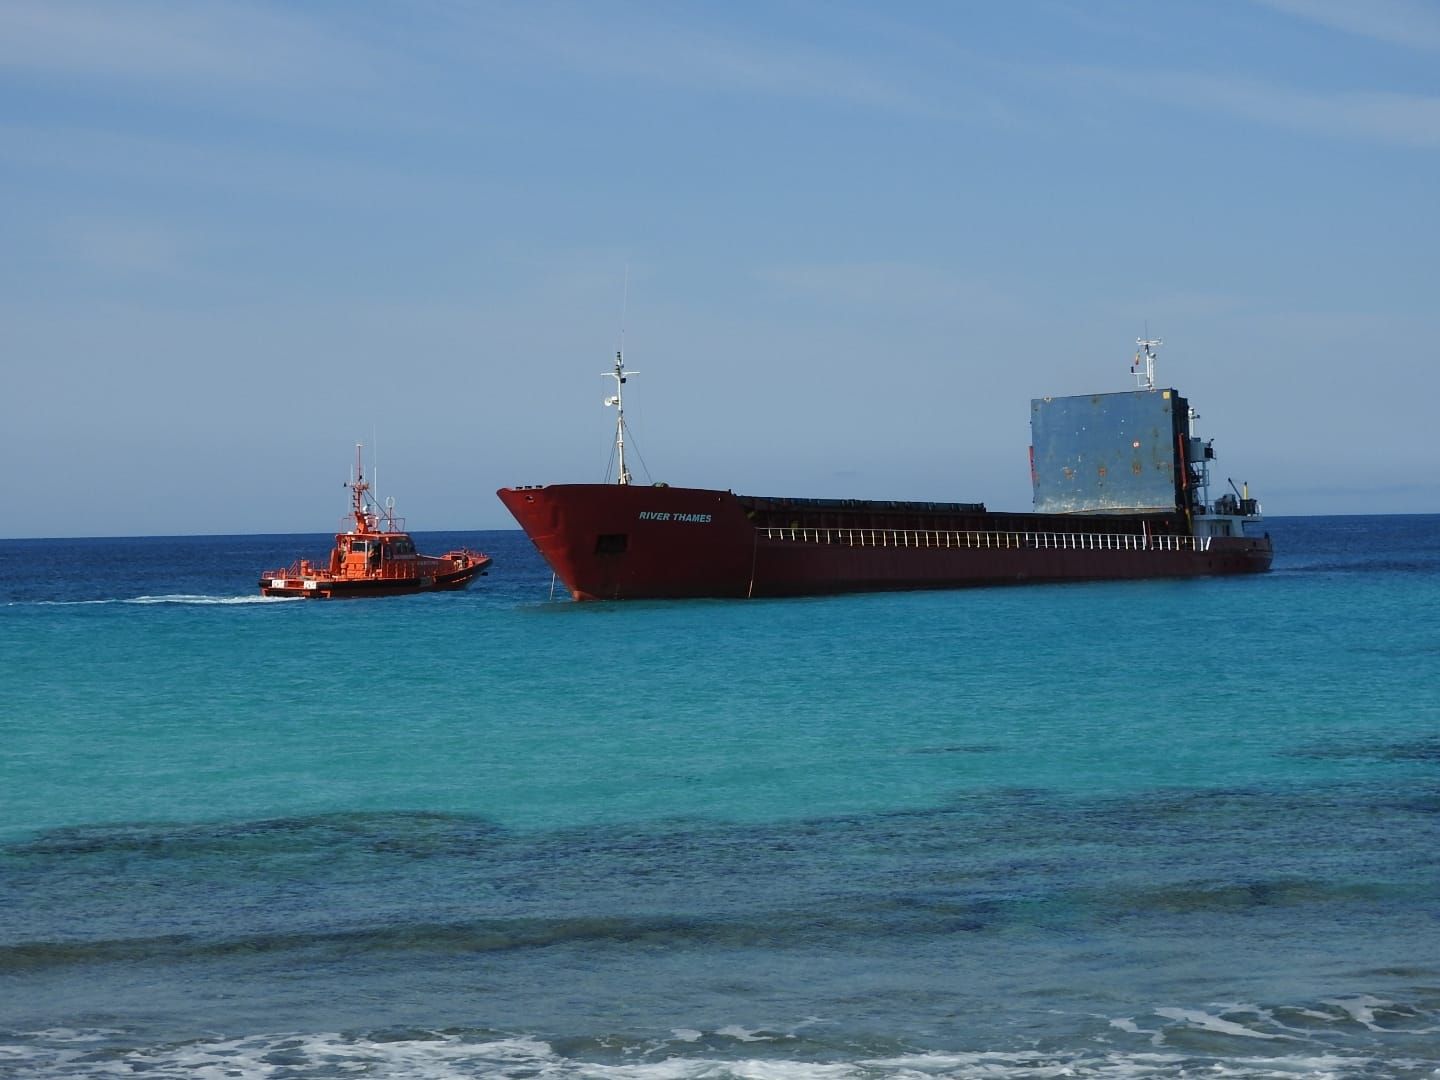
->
759;526;1210;552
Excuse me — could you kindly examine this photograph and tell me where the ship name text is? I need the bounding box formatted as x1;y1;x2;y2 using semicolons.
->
638;511;712;523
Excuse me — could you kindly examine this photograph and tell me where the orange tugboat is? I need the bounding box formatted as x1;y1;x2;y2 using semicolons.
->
260;446;491;599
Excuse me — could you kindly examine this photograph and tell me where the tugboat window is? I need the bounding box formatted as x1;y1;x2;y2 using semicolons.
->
595;533;628;554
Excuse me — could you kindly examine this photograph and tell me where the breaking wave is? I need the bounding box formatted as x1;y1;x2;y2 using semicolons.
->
2;1020;1435;1080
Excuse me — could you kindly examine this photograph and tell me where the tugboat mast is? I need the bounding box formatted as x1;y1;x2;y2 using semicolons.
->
604;350;639;485
348;442;375;532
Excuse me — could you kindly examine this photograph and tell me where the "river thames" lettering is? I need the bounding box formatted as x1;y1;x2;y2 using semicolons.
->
638;511;712;523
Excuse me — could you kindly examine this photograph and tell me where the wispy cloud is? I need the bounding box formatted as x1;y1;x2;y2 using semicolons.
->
441;2;922;112
563;28;915;111
0;1;922;121
51;218;189;276
0;0;373;89
756;261;1021;316
1078;67;1440;148
1253;0;1440;52
0;120;485;211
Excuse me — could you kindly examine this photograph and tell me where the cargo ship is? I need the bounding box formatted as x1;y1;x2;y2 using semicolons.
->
498;339;1272;600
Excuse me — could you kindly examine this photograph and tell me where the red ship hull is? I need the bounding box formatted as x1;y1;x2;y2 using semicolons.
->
260;552;491;599
497;484;1272;601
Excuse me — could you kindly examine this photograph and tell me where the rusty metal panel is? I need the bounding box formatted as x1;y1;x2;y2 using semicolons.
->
1030;389;1185;513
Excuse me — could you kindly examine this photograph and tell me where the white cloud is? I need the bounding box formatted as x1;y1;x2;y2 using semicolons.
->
1254;0;1440;52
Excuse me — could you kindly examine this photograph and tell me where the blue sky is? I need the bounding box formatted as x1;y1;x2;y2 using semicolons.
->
2;0;1437;537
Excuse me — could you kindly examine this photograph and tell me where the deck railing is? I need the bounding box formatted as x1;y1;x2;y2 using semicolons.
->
758;526;1210;553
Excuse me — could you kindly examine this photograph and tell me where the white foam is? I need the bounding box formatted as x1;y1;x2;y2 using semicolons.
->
16;1028;121;1042
1319;994;1390;1030
714;1026;775;1043
14;594;299;607
0;1030;1403;1080
125;594;300;605
852;1049;1372;1078
23;599;118;606
1152;1007;1289;1041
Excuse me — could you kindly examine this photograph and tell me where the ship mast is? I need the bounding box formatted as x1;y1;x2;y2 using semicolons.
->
348;442;375;533
1132;337;1163;391
604;350;639;485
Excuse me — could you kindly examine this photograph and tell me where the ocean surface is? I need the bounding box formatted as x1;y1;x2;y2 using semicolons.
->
2;515;1437;1079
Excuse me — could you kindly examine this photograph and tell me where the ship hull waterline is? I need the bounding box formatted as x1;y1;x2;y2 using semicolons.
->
498;484;1272;602
259;558;490;599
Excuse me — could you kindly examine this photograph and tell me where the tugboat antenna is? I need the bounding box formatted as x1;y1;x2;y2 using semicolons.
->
351;442;368;533
603;349;639;485
1133;337;1164;391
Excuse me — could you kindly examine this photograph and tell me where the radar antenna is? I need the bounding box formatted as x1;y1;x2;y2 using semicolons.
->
604;350;639;485
346;442;377;533
1132;337;1164;391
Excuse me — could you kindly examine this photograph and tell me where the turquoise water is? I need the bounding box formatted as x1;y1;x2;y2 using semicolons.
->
2;517;1438;1077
